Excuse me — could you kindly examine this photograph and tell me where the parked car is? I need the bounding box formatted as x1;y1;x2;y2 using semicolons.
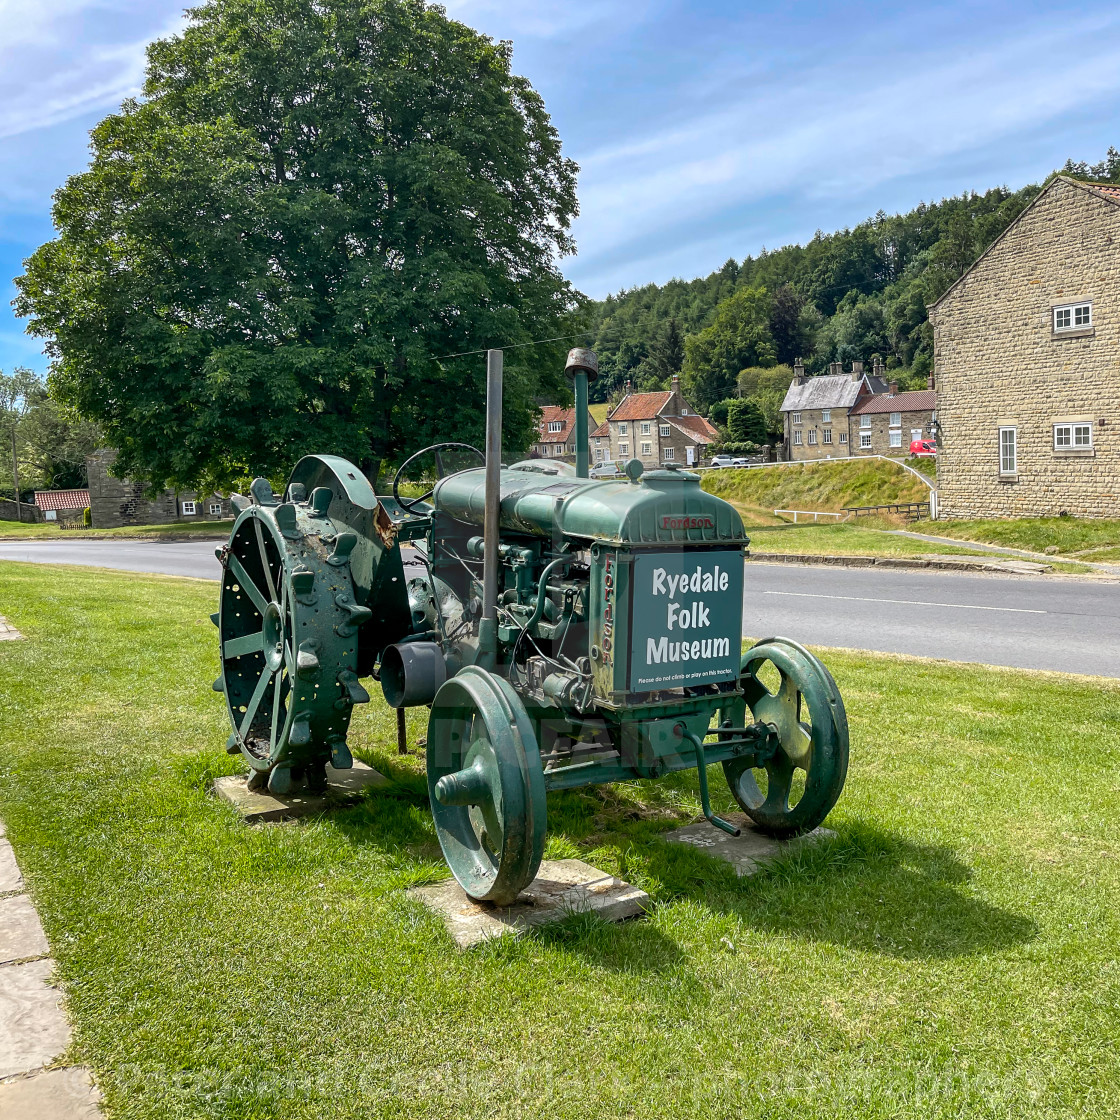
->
589;460;622;478
709;455;751;469
909;439;937;457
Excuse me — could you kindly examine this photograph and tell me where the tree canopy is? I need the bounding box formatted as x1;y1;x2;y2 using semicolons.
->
15;0;581;491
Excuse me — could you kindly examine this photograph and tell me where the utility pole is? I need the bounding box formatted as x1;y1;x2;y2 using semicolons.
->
10;422;20;523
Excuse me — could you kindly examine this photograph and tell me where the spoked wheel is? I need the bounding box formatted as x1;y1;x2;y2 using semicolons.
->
215;480;371;794
427;666;546;906
719;637;848;837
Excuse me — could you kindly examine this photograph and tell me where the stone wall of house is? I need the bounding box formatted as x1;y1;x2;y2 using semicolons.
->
86;449;231;528
849;409;934;456
930;178;1120;519
786;407;853;460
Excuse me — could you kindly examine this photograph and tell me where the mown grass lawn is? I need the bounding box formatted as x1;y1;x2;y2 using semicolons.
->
0;519;231;540
933;517;1120;558
1;562;1118;1118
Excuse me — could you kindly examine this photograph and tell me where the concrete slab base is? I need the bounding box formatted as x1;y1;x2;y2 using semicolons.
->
213;760;390;823
0;959;71;1080
408;858;649;948
0;840;22;894
0;895;49;965
0;616;23;641
0;1067;102;1119
665;814;835;876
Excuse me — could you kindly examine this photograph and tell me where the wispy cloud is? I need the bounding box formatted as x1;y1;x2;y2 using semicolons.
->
441;0;638;40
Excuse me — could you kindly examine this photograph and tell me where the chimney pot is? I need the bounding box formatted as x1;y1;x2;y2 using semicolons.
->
793;360;806;386
829;361;842;376
851;360;864;376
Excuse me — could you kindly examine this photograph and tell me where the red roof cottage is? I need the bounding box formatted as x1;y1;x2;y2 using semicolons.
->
530;405;595;461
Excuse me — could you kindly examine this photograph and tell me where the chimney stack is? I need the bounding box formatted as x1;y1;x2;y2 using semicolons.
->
872;357;884;378
927;372;935;391
851;360;864;376
793;360;806;385
670;373;681;395
888;379;899;395
829;361;842;376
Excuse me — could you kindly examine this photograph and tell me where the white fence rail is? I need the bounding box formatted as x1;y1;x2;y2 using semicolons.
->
773;509;848;524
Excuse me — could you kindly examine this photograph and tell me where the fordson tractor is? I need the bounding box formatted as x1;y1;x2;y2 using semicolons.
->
214;349;849;904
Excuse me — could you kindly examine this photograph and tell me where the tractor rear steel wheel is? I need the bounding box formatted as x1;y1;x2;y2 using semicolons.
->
427;666;546;906
216;484;370;794
720;637;848;837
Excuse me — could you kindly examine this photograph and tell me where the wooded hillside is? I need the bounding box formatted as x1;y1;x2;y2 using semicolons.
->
585;148;1120;417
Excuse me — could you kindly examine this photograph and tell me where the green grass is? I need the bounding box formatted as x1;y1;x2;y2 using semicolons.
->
1;563;1119;1118
933;517;1120;558
702;458;931;523
0;518;232;540
747;523;994;557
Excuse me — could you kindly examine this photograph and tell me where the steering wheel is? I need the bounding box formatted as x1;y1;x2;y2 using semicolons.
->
392;442;484;514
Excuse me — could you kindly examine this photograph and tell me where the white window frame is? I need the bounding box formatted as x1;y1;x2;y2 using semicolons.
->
44;509;57;521
1053;302;1092;331
595;448;605;461
999;426;1017;475
547;420;564;433
839;432;848;444
640;421;651;435
791;411;802;425
807;430;818;445
640;441;652;456
552;444;564;456
911;428;923;443
619;442;629;456
663;446;675;460
889;430;902;448
859;432;872;449
594;437;601;446
617;422;628;435
181;500;196;516
209;502;222;516
793;431;803;446
889;412;901;428
1054;423;1092;449
860;415;872;429
659;424;670;437
821;409;831;424
823;429;833;445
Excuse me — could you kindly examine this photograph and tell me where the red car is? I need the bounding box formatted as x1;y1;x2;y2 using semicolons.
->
909;439;937;456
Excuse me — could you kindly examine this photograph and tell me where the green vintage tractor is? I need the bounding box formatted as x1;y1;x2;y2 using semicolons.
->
213;349;848;904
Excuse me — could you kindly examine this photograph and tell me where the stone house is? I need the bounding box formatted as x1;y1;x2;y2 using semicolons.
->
86;449;231;529
849;387;937;456
780;360;888;461
928;176;1120;518
591;374;719;468
34;489;90;525
529;405;595;461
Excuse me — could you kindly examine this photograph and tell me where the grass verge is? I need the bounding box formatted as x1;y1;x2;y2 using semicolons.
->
0;519;232;540
1;562;1118;1118
932;517;1120;558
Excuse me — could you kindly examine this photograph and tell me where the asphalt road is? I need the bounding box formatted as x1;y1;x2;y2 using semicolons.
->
1;540;1118;678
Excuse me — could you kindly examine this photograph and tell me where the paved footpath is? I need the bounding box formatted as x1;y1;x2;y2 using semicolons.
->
0;818;102;1117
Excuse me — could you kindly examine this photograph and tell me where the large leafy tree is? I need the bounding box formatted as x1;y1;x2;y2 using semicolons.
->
15;0;581;490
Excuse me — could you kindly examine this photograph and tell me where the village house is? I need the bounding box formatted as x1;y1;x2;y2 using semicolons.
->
34;489;90;524
529;405;595;461
929;176;1120;518
848;384;937;456
780;360;889;461
86;449;231;529
591;374;719;468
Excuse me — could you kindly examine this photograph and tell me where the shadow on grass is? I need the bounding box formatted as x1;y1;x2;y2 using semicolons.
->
642;820;1038;960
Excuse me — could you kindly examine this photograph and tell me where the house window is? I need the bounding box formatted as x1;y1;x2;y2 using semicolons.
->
1054;302;1091;331
547;420;564;433
641;421;651;435
181;501;196;515
1054;423;1092;449
660;425;670;437
860;433;872;449
792;411;802;425
807;430;818;445
594;437;601;446
595;448;605;461
889;430;902;448
641;441;652;456
999;427;1017;475
821;409;831;423
44;510;57;521
839;432;848;444
209;502;222;516
889;412;901;428
793;431;803;445
911;428;923;443
553;444;564;456
663;446;675;460
823;429;833;444
618;422;628;435
860;415;871;428
619;442;629;456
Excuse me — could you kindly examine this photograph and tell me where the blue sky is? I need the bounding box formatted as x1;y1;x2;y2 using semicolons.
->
4;0;1120;373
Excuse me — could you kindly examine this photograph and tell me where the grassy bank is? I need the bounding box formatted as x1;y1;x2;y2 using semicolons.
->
702;458;930;524
0;518;232;540
933;517;1120;559
1;562;1118;1117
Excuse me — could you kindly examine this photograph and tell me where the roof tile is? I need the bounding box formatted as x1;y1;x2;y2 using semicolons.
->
850;389;936;415
34;489;90;511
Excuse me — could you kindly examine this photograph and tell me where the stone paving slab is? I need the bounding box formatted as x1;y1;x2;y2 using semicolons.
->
0;840;22;894
0;959;71;1080
409;859;649;948
0;616;23;641
0;894;49;965
214;760;390;823
665;814;835;877
0;1067;102;1119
